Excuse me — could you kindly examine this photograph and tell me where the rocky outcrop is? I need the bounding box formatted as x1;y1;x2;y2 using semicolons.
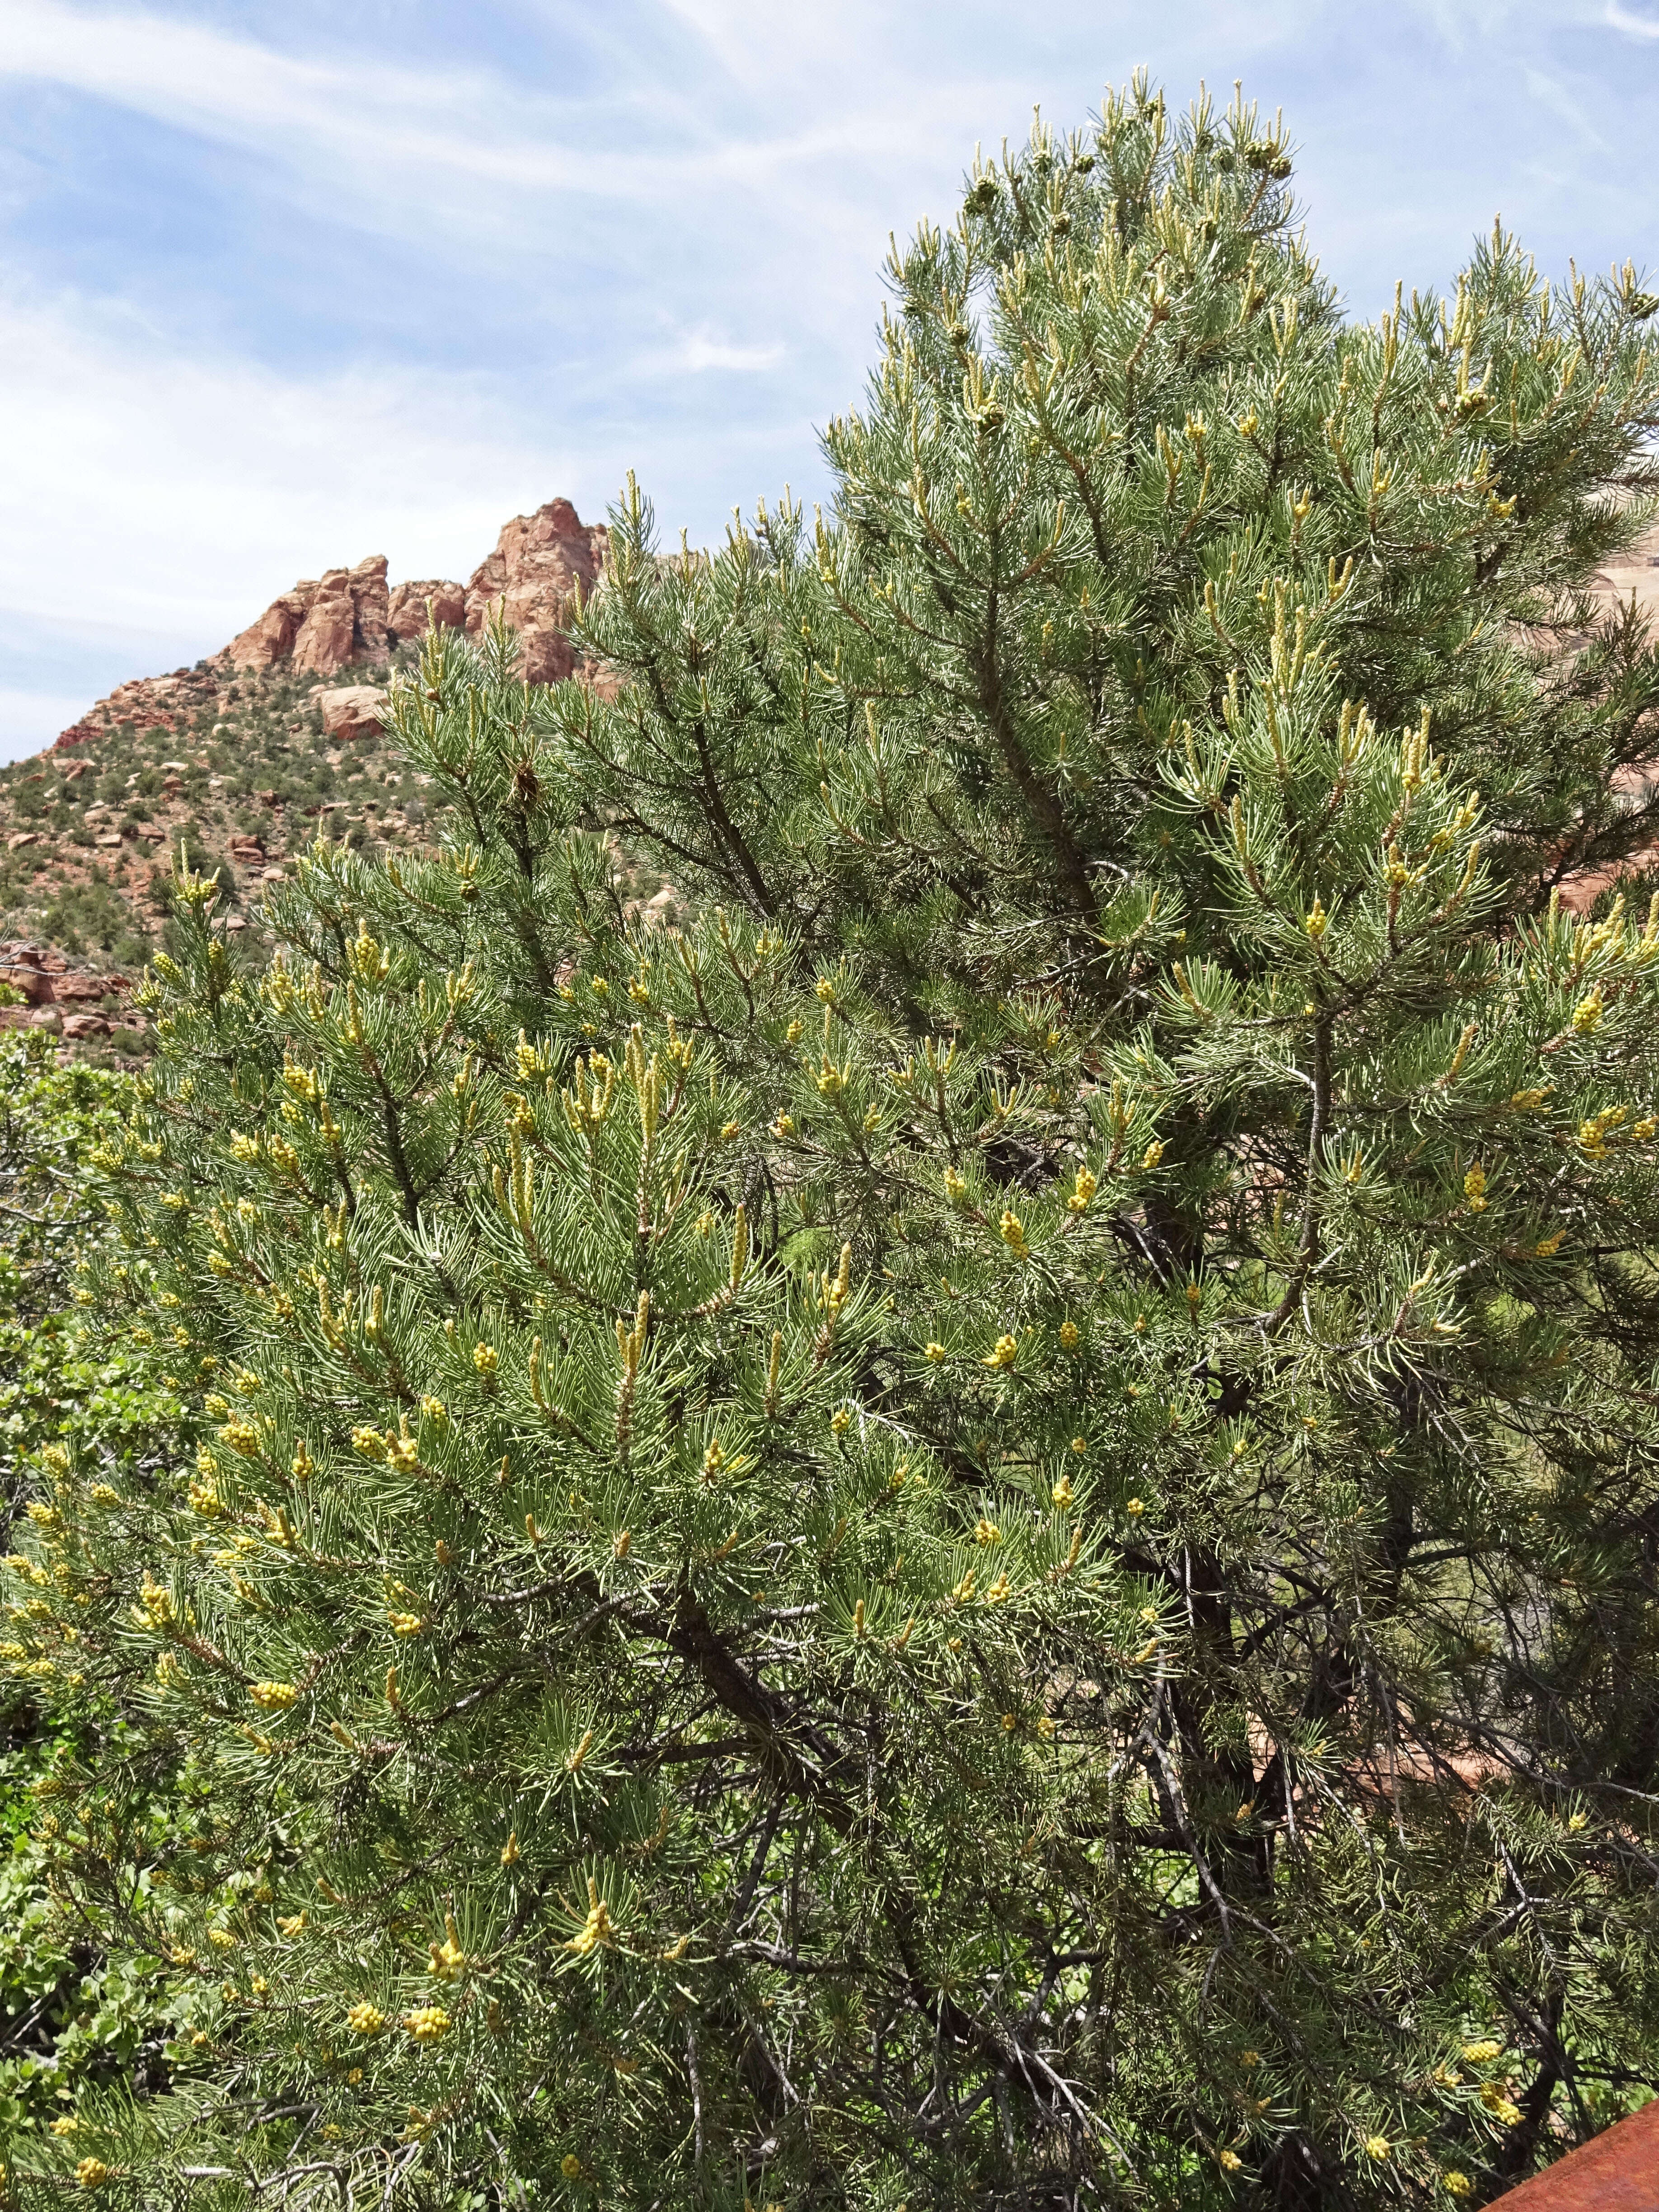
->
459;498;608;683
388;579;467;642
225;590;306;673
52;497;607;754
230;554;394;674
0;943;136;1039
222;501;607;685
57;669;201;749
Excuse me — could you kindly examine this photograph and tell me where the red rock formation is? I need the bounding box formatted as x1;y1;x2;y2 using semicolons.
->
231;554;395;674
295;555;392;673
388;578;467;642
50;496;607;756
460;499;609;683
216;501;607;685
317;685;389;742
226;588;308;672
0;944;132;1035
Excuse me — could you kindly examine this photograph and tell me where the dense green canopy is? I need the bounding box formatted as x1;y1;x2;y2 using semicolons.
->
7;76;1659;2211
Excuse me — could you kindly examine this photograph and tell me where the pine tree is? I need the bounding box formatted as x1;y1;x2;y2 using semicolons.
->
8;75;1659;2211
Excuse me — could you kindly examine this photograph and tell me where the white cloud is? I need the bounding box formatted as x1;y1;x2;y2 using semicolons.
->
1605;0;1659;32
0;0;595;207
673;331;786;374
0;283;589;643
0;0;992;249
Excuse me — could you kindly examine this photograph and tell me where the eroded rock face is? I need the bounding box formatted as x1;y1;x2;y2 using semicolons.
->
388;578;468;642
226;589;310;672
233;554;395;675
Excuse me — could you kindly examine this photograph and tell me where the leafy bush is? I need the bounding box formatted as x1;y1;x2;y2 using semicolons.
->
0;1040;170;1503
6;75;1659;2210
38;878;150;965
0;1039;194;2164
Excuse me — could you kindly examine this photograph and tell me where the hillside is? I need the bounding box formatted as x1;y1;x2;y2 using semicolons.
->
0;498;607;1050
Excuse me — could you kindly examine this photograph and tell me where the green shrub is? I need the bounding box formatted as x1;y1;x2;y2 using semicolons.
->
7;75;1659;2209
0;1039;194;2160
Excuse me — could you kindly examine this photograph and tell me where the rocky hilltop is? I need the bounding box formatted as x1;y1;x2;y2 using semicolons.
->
0;497;608;1053
55;497;608;753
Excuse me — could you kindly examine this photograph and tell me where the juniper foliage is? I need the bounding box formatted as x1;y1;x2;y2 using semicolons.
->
9;77;1659;2212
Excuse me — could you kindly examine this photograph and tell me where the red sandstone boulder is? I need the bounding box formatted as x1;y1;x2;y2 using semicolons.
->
317;684;389;742
52;974;112;1004
0;952;52;1003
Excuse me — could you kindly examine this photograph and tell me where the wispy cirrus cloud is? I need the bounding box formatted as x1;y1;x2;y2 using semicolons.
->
0;0;1006;248
1522;62;1610;147
0;0;670;224
0;287;566;629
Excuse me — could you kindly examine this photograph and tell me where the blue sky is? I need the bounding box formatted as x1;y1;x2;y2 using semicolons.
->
0;0;1656;760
